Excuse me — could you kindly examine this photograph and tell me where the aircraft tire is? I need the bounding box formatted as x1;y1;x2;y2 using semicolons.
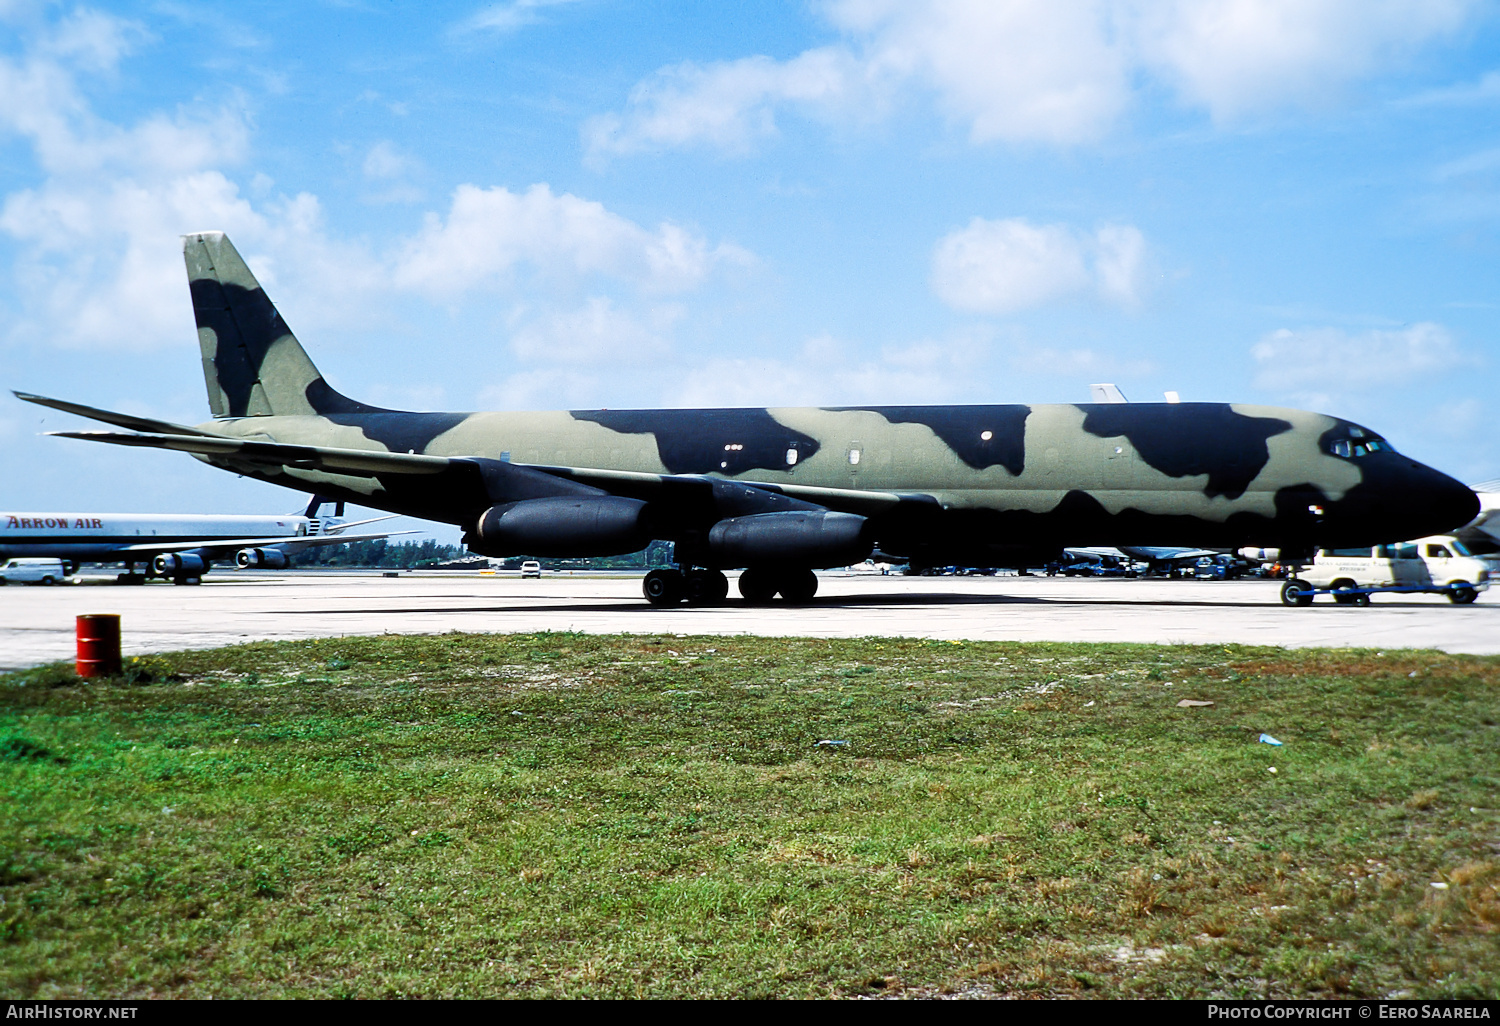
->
778;568;818;604
1280;579;1314;607
738;567;778;604
1331;578;1359;605
684;569;729;605
643;568;684;606
1447;581;1478;605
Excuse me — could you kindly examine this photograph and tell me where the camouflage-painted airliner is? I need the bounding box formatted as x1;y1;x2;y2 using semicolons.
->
16;232;1479;605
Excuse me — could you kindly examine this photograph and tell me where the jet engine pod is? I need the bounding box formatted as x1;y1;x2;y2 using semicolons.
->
154;552;207;576
471;496;651;557
707;511;871;569
237;547;289;569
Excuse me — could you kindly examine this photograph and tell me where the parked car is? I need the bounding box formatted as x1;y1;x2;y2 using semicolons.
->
520;560;542;578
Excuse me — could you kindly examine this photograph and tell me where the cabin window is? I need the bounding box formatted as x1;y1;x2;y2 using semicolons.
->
785;447;798;467
980;430;993;441
848;448;861;466
723;443;744;451
1426;544;1452;559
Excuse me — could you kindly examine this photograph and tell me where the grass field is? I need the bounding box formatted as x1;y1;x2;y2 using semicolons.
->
0;633;1496;999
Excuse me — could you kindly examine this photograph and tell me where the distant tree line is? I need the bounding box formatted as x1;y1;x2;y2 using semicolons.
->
293;539;462;568
293;537;677;570
494;539;676;571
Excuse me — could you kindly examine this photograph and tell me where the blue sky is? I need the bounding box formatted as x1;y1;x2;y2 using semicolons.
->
1;0;1498;542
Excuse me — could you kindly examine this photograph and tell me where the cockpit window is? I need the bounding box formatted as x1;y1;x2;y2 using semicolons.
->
1328;435;1393;458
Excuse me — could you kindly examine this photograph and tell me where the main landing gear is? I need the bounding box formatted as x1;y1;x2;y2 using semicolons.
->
738;567;817;604
641;567;820;606
643;568;730;607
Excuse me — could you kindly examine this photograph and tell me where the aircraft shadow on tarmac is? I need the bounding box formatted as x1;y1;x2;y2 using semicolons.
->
270;591;1487;616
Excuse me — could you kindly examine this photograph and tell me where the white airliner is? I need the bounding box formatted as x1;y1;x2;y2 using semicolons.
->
0;499;405;584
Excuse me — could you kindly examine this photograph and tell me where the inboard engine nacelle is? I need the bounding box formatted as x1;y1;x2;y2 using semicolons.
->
154;552;207;576
706;511;871;569
470;496;653;557
237;547;289;569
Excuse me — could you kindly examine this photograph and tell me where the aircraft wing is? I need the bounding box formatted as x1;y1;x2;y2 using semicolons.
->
48;430;935;520
1116;545;1220;566
110;530;414;556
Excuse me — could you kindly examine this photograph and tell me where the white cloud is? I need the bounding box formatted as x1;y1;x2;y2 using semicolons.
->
0;14;751;355
1251;322;1477;391
1136;0;1474;121
363;141;419;180
931;217;1147;314
393;183;748;298
673;331;991;407
830;0;1130;144
453;0;584;37
508;296;681;364
584;47;882;160
588;0;1481;158
361;141;424;205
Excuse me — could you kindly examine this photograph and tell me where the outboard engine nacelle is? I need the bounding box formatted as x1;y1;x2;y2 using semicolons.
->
237;547;290;569
707;511;871;569
154;552;208;577
470;496;651;557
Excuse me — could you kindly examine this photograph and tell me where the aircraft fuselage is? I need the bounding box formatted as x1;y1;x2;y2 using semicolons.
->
195;401;1477;566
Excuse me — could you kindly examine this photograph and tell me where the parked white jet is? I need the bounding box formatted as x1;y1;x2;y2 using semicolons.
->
0;498;403;584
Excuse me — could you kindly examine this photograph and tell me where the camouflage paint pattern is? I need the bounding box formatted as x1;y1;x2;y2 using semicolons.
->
31;232;1482;568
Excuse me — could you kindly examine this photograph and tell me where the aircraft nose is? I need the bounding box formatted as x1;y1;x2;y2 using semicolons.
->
1388;462;1479;539
1427;470;1481;533
1328;458;1479;544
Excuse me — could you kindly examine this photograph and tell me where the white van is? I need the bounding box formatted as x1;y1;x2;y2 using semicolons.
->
0;558;69;585
1293;536;1493;605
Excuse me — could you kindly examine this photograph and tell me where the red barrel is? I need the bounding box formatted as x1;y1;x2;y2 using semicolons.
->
76;614;122;678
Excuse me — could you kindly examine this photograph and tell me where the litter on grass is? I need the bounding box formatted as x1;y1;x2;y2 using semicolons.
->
1259;733;1283;746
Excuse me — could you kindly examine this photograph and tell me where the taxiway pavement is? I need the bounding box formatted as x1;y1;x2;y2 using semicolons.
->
0;571;1494;672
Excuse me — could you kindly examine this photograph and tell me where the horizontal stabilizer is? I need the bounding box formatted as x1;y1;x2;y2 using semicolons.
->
48;431;452;476
15;392;221;437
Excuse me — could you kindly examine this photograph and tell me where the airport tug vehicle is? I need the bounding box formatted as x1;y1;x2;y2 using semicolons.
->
1279;536;1493;607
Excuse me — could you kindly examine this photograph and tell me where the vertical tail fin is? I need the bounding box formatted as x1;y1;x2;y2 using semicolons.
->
184;232;381;418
